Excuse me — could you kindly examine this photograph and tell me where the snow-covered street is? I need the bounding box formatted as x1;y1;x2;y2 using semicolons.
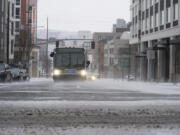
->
0;78;180;135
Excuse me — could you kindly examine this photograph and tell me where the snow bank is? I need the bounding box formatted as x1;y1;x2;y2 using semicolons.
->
81;79;180;95
0;124;180;135
0;100;180;117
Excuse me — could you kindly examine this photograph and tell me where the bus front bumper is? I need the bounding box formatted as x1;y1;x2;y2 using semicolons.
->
52;69;87;81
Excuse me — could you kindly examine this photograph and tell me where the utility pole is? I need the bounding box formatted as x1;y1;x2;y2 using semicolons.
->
46;17;49;77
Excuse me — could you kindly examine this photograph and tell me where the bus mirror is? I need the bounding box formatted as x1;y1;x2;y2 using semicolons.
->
91;41;95;49
50;52;54;57
86;61;90;67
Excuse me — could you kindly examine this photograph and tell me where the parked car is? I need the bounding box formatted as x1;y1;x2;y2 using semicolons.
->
125;74;136;81
9;64;29;81
20;68;30;81
0;63;13;82
9;64;21;80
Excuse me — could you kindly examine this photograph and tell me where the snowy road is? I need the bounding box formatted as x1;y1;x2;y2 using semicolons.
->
0;78;180;135
0;79;180;101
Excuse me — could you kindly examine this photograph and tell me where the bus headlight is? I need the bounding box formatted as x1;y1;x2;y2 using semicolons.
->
91;76;97;81
53;69;61;76
80;70;87;77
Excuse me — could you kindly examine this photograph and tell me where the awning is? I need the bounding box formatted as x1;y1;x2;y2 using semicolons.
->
154;39;169;46
170;38;180;45
153;38;180;46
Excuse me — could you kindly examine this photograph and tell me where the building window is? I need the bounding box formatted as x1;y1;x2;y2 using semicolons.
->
166;7;171;23
16;0;20;5
1;38;3;50
11;40;14;55
15;22;19;29
160;10;165;24
142;19;145;31
1;17;3;32
155;13;159;26
146;17;149;29
15;22;20;32
16;8;20;19
110;48;114;54
11;22;14;35
150;15;154;28
174;3;179;20
12;3;14;17
15;35;20;42
2;0;4;11
135;24;137;35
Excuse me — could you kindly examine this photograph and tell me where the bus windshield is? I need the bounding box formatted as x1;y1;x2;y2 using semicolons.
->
55;53;85;68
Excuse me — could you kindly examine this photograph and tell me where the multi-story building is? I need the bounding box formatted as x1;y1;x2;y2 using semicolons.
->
93;19;130;77
130;0;180;82
30;0;37;45
92;32;115;76
14;0;37;65
8;0;16;63
0;0;15;64
0;0;8;62
14;0;21;58
104;32;131;78
78;31;92;40
77;31;92;49
113;19;130;33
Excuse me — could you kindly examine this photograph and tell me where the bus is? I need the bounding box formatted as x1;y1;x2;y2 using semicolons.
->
50;48;90;81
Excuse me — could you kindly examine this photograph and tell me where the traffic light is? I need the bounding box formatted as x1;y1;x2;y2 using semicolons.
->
56;41;59;48
91;41;95;49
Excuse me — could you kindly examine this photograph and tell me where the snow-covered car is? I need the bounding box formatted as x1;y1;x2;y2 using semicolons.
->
20;68;30;81
125;74;136;81
9;64;29;81
0;63;13;82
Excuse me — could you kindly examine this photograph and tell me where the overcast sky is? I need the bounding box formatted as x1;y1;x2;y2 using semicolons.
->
38;0;130;32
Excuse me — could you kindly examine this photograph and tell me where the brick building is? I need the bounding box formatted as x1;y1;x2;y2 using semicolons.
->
14;0;37;66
